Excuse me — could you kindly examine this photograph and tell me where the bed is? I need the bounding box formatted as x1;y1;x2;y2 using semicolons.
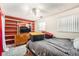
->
26;38;79;56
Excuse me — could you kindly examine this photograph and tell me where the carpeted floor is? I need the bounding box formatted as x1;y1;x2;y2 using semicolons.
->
2;45;27;56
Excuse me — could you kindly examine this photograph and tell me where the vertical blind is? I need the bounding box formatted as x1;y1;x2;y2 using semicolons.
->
57;15;79;32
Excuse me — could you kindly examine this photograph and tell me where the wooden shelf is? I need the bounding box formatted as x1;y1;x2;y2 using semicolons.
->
6;26;16;28
5;24;17;26
5;22;17;24
6;39;14;41
5;32;16;33
5;35;15;37
6;40;14;45
5;30;17;32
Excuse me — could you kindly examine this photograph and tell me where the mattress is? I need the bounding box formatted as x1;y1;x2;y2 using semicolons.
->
26;38;79;56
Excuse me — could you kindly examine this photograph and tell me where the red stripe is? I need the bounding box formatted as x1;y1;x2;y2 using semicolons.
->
0;10;3;56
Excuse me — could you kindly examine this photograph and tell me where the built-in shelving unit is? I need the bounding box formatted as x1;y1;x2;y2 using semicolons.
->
5;15;35;47
5;18;17;45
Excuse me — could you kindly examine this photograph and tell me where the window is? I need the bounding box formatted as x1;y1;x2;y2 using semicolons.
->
38;21;46;31
57;15;79;32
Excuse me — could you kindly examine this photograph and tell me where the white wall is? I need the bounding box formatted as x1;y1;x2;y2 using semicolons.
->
43;7;79;39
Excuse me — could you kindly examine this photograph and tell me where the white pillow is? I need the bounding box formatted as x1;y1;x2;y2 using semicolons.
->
73;38;79;49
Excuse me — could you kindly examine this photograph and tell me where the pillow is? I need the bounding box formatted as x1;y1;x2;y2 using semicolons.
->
41;31;53;39
73;38;79;49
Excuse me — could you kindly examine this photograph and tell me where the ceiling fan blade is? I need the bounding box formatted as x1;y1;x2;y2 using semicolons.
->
32;8;37;16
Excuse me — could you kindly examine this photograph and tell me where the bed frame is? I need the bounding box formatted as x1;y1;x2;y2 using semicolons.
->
26;46;37;56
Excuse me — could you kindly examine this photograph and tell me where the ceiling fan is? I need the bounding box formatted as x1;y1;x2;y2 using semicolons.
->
32;7;43;20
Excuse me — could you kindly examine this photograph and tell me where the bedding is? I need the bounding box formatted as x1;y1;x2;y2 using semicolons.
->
73;38;79;50
26;38;79;56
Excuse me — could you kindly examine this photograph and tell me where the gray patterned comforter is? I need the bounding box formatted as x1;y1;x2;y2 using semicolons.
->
26;38;79;56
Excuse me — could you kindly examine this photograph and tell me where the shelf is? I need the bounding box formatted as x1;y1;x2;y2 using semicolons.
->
6;39;14;41
5;26;17;28
6;40;14;45
5;32;16;34
5;27;17;29
5;35;15;37
5;36;14;39
5;22;17;24
5;30;17;32
5;32;17;33
5;24;17;26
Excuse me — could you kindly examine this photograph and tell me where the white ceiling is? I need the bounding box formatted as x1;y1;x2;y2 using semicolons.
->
1;3;79;20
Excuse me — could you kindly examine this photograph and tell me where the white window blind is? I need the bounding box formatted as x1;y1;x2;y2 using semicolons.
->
57;15;79;32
